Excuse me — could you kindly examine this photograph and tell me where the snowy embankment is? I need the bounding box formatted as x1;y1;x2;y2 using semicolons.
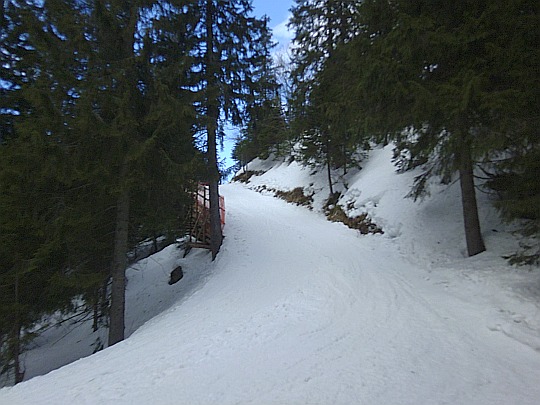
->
1;145;540;404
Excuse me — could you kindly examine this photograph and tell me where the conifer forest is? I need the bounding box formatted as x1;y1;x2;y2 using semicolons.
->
1;0;538;386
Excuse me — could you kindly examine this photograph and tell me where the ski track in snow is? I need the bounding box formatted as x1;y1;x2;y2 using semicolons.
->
2;149;540;404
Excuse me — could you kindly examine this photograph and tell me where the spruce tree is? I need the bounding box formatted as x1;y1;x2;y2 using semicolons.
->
1;0;201;363
0;0;86;383
481;0;540;263
237;24;289;161
339;0;539;257
185;0;273;259
289;0;362;194
77;0;198;346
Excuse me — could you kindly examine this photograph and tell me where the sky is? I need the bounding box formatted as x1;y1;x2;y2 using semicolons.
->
252;0;295;48
221;0;295;172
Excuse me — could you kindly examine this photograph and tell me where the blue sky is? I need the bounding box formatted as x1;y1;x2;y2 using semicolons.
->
252;0;293;22
252;0;294;47
221;0;294;172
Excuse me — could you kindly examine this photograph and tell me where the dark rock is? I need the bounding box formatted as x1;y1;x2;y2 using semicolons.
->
168;266;183;285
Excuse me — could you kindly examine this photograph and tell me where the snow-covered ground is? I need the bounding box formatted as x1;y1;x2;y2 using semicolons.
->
1;145;539;404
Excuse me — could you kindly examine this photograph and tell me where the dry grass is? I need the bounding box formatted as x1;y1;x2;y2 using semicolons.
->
324;193;383;235
232;170;265;183
275;187;314;209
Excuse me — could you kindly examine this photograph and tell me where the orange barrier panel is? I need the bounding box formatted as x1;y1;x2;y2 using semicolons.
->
219;195;225;228
185;183;225;253
195;182;225;230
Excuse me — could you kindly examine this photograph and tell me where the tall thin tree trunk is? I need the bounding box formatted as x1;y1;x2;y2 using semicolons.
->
108;164;130;346
13;270;24;384
92;288;99;332
325;136;334;196
458;144;486;257
101;277;109;320
152;233;158;254
13;324;23;384
342;145;348;176
0;1;5;30
205;0;223;260
207;106;223;260
326;159;333;196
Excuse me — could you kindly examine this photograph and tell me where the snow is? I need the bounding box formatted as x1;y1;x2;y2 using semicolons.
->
1;145;540;404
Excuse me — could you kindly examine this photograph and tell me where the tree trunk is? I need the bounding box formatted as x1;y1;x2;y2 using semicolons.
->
100;277;109;323
108;166;130;346
205;0;223;261
0;2;5;30
209;180;222;260
326;160;334;196
342;145;348;176
92;288;99;332
325;136;334;196
458;144;486;257
207;104;223;260
13;270;24;384
13;323;23;384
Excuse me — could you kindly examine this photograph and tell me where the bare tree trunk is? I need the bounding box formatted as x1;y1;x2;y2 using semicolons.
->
342;145;348;176
92;288;99;332
325;136;334;196
152;233;159;254
0;1;5;30
458;144;486;257
108;164;130;346
326;160;333;196
100;277;109;325
13;324;23;384
13;270;24;384
207;105;223;260
205;0;223;260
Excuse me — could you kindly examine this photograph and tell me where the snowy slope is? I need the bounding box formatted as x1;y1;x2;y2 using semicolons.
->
1;145;540;405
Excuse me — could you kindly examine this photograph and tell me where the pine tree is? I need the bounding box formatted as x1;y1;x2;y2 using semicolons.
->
339;0;539;257
77;0;199;346
289;0;360;91
185;0;273;259
0;0;86;383
1;0;201;364
339;0;472;254
481;0;540;263
235;23;289;162
289;0;363;194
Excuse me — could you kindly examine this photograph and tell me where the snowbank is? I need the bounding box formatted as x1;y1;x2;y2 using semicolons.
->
1;144;539;405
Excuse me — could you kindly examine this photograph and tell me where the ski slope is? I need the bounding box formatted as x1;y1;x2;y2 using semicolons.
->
1;147;540;404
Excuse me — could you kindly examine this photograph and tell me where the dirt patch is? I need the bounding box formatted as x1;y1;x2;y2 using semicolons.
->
324;193;383;235
232;170;265;183
275;187;314;209
252;185;313;209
